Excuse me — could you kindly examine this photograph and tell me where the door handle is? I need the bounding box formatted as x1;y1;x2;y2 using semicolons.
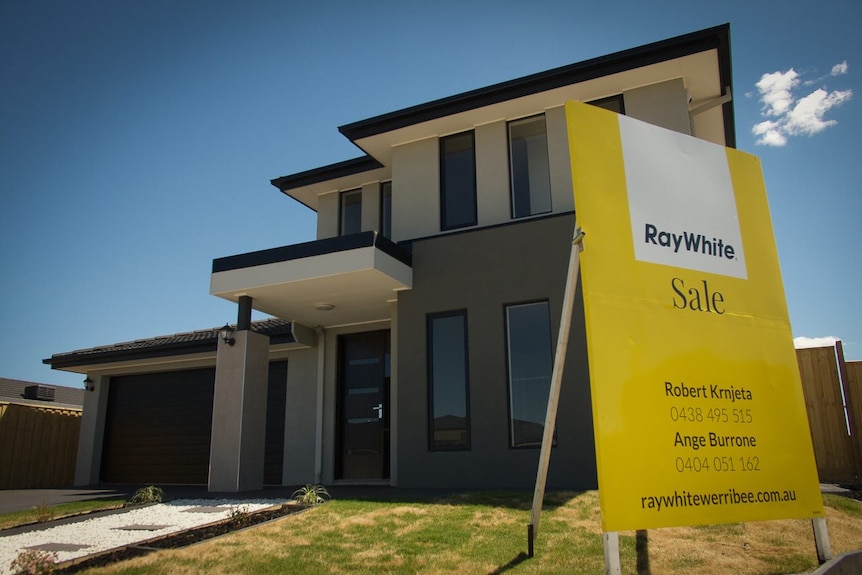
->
373;403;383;419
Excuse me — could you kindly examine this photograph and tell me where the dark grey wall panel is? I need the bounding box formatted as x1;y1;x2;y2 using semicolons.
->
396;214;597;489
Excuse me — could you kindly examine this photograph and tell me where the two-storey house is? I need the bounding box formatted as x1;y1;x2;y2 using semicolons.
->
46;24;735;491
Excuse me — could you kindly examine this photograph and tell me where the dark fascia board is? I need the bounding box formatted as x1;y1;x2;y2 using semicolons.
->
339;24;734;145
270;24;733;197
271;155;383;194
212;230;412;274
44;321;297;370
45;339;221;370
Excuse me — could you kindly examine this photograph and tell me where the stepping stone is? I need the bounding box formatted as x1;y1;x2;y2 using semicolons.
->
182;506;227;513
115;524;171;531
26;543;90;552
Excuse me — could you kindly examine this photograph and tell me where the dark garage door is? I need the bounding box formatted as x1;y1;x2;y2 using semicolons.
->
101;362;287;485
101;368;216;484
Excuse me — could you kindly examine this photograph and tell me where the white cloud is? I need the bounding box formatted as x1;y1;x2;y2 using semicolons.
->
752;120;787;146
831;61;848;75
752;63;852;146
755;69;799;116
785;88;853;135
794;336;840;349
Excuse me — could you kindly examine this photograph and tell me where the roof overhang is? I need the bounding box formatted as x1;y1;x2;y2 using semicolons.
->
272;24;733;211
44;319;308;375
210;231;412;328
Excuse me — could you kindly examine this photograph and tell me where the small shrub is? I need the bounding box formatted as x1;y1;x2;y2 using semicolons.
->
127;485;164;506
10;549;58;575
228;505;251;528
291;484;330;506
33;502;55;523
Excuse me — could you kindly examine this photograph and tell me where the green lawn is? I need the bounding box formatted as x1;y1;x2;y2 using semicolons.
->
74;491;862;575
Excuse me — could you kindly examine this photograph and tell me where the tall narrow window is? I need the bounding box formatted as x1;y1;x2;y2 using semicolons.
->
380;181;392;239
440;131;477;230
506;301;553;448
509;115;551;218
340;189;362;236
428;311;470;450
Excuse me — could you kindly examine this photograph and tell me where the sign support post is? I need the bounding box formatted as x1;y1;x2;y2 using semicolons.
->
528;228;584;556
812;517;832;564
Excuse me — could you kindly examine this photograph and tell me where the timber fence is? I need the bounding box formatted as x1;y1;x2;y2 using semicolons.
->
797;342;862;485
0;402;81;489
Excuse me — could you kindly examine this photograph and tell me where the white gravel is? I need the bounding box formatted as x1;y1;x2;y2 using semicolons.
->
0;499;288;575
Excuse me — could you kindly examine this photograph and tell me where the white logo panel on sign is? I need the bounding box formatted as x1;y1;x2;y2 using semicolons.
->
620;116;747;280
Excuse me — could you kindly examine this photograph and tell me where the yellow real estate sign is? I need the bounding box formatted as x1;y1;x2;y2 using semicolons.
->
566;101;823;532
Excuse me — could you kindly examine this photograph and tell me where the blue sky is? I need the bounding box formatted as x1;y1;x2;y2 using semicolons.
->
1;1;859;388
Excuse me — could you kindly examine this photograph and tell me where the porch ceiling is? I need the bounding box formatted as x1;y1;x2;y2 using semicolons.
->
210;232;412;328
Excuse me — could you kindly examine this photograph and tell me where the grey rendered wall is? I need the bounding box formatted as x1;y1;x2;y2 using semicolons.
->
282;347;319;485
395;213;597;489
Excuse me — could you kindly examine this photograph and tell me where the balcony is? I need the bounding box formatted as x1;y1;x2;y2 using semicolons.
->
210;231;412;328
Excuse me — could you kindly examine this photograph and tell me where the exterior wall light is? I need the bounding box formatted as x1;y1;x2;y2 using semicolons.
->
219;323;236;346
83;377;95;392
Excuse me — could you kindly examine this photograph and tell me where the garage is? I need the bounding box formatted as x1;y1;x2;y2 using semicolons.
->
100;362;287;485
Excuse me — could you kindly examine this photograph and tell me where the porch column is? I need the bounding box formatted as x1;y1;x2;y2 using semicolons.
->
73;374;109;486
208;328;269;492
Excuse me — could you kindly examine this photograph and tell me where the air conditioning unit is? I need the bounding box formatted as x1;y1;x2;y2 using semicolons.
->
24;384;56;401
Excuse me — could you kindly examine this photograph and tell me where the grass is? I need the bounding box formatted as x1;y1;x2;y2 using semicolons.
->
31;491;862;574
0;498;127;531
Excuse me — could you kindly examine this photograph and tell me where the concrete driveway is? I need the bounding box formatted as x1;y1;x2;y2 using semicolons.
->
0;487;134;515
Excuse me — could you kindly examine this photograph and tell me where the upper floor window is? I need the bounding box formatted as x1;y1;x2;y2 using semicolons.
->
509;115;551;219
428;310;471;450
588;94;625;114
380;181;392;239
440;131;477;231
506;301;554;448
340;189;362;236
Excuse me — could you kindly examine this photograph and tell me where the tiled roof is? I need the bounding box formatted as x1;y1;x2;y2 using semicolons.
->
0;377;85;408
44;318;295;370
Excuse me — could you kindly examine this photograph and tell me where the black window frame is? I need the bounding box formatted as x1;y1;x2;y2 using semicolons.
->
504;300;555;449
339;188;362;236
427;309;471;451
439;131;477;231
379;181;392;239
508;114;552;220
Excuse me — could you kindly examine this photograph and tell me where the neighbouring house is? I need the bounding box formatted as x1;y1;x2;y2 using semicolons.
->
0;378;84;488
45;24;735;491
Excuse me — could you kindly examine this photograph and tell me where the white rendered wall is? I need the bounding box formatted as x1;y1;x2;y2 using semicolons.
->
391;137;439;242
475;121;510;226
317;192;339;239
361;182;380;233
623;78;692;136
546;105;576;214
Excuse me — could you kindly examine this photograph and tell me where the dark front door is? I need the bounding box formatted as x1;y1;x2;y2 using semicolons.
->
336;331;390;480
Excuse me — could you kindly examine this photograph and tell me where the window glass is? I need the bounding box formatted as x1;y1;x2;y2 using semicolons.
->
509;115;551;218
588;94;625;114
506;301;553;447
340;189;362;236
380;181;392;239
428;311;470;450
440;131;477;230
